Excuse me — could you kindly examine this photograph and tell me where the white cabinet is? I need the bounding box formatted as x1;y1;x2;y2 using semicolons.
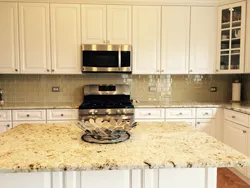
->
0;122;12;134
161;6;190;74
245;0;250;73
165;108;196;119
0;2;19;74
0;110;12;121
190;7;217;74
135;108;165;120
81;5;106;44
81;5;131;45
132;6;161;74
224;119;248;175
50;4;81;74
19;3;50;74
13;110;46;121
47;109;78;121
0;172;51;188
196;119;215;136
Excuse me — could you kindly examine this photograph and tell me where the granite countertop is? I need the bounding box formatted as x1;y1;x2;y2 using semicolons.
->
0;102;79;109
0;122;249;173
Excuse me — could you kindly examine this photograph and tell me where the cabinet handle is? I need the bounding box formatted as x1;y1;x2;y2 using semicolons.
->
7;124;10;127
61;114;64;117
15;69;18;72
147;113;151;115
103;40;106;44
232;115;236;119
243;130;247;133
52;69;55;72
178;113;183;115
204;113;209;116
189;70;193;72
27;114;30;117
197;122;200;125
47;69;50;72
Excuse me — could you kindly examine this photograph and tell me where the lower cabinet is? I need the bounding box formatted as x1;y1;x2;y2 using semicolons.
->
0;122;12;134
196;119;215;137
224;119;248;175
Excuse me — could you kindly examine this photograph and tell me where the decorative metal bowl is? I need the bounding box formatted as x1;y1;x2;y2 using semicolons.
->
77;118;137;144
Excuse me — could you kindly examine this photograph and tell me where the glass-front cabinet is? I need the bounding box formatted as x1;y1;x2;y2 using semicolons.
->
217;2;246;73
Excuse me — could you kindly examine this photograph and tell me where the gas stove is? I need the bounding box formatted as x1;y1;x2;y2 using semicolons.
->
79;85;134;121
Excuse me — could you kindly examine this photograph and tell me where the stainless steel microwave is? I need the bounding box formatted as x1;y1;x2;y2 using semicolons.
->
82;44;132;73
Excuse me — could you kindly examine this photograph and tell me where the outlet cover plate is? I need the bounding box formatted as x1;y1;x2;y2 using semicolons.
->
210;87;217;92
52;87;60;92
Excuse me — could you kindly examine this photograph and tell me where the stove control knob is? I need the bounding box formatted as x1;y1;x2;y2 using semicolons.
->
105;110;110;115
94;110;98;114
89;110;95;115
116;110;123;115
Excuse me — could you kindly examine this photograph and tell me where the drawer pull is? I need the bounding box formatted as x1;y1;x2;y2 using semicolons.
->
147;113;151;115
232;116;236;119
61;114;64;117
197;122;200;125
243;130;247;133
204;113;209;116
7;124;10;127
178;113;183;116
27;114;30;117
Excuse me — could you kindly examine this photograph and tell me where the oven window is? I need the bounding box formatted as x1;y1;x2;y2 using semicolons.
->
83;51;119;67
121;51;131;67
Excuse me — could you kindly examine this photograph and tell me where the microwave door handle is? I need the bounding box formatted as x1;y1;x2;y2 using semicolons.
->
118;46;121;70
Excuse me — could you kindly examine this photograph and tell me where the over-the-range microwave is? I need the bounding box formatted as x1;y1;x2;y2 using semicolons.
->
81;44;132;73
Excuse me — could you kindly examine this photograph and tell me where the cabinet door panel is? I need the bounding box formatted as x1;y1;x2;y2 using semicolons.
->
196;119;215;136
107;5;131;44
19;3;50;74
0;122;12;134
190;7;217;74
132;6;161;74
0;2;19;73
161;6;190;74
51;4;81;74
81;5;106;44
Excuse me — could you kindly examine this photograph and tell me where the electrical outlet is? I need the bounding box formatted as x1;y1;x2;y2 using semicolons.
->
149;86;157;92
52;87;60;92
210;87;217;92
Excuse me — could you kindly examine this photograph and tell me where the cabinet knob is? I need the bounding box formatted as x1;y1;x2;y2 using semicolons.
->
47;69;50;72
52;69;55;72
189;70;193;72
61;114;64;117
156;70;160;72
179;113;183;115
216;69;218;72
232;115;236;119
27;114;30;117
147;113;151;115
7;124;10;127
15;69;18;72
243;130;247;133
204;113;209;116
103;40;106;44
197;122;200;125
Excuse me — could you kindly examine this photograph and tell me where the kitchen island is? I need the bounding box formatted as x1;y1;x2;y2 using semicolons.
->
0;122;249;188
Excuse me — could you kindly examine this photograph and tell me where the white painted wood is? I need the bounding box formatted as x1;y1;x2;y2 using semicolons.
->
107;5;131;44
0;122;12;134
0;2;19;74
135;108;165;119
46;109;78;121
143;169;159;188
224;119;248;175
0;110;12;121
245;0;250;73
135;119;165;122
190;7;217;74
161;6;190;74
80;170;130;188
12;110;46;121
19;3;50;74
51;4;81;74
196;118;215;136
81;5;106;44
52;172;80;188
132;6;161;74
0;172;51;188
13;121;46;127
196;108;217;119
224;109;249;127
131;170;142;188
164;118;196;127
165;108;196;119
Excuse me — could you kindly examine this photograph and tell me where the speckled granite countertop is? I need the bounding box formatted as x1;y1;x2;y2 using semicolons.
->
0;102;79;109
0;122;249;173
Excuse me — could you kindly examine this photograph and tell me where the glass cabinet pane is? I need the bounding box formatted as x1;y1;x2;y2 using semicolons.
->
231;53;240;70
232;6;241;22
220;55;229;70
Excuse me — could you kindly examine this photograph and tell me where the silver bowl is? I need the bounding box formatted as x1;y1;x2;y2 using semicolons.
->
77;117;137;141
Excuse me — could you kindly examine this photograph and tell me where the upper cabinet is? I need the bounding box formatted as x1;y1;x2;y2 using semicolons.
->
245;1;250;73
0;2;19;74
50;4;81;74
81;5;131;44
190;7;217;74
217;2;246;73
19;3;51;74
161;6;190;74
132;6;161;74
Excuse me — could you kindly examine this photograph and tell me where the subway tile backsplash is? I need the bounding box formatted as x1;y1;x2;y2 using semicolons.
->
0;74;245;105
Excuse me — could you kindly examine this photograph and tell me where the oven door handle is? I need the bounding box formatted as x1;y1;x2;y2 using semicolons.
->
118;46;121;70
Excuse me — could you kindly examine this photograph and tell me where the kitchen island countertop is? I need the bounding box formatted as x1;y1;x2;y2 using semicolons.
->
0;122;249;173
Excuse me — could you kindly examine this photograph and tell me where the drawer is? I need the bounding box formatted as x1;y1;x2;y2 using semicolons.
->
13;110;46;121
224;109;249;127
135;108;165;119
196;108;217;119
0;110;11;121
47;109;79;121
165;108;195;119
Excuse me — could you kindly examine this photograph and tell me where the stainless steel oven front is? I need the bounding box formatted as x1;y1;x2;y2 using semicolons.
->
82;44;132;73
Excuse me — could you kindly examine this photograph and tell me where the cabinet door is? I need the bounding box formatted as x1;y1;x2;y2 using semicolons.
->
132;6;161;74
196;119;215;137
224;120;248;175
0;2;19;74
51;4;81;74
0;172;51;188
19;3;50;74
107;5;131;44
190;7;217;74
0;122;12;134
161;6;190;74
81;5;106;44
